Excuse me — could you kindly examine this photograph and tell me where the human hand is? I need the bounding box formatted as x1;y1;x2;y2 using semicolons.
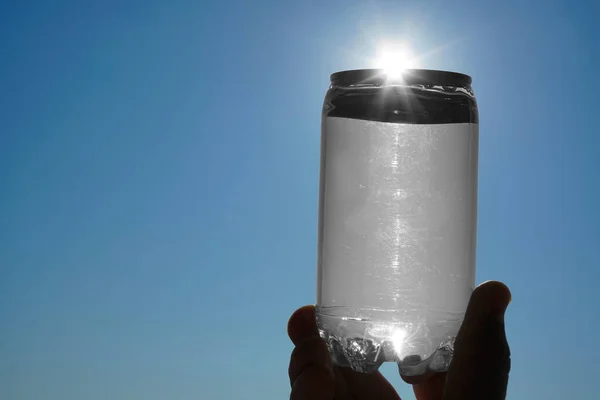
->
287;281;511;400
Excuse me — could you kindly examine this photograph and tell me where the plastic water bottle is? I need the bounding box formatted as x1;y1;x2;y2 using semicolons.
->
316;69;478;377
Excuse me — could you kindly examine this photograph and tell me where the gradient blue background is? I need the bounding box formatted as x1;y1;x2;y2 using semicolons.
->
1;0;599;399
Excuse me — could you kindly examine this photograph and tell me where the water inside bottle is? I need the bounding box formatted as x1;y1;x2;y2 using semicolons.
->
317;117;478;375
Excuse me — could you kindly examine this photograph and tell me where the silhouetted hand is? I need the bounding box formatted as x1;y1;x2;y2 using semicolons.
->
287;281;511;400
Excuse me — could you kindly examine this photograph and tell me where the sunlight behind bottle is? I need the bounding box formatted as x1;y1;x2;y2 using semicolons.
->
373;43;420;79
391;328;407;356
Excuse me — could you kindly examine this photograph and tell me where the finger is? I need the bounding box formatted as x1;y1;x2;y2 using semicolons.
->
289;337;332;385
444;281;511;400
288;305;319;346
290;364;335;400
401;370;436;385
412;373;446;400
339;368;401;400
332;367;352;400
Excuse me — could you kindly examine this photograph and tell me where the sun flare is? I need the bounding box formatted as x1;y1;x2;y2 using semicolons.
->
373;43;420;79
391;328;407;356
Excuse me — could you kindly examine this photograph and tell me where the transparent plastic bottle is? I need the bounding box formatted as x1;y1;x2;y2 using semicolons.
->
316;69;478;377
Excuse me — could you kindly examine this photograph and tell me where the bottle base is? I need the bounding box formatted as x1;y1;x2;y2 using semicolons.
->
317;309;457;376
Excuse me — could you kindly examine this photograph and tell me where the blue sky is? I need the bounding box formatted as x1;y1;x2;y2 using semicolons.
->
1;0;599;399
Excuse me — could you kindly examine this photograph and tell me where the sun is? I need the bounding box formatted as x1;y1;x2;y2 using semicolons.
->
391;328;407;356
373;43;420;79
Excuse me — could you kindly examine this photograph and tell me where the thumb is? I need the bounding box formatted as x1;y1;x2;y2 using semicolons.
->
444;281;511;400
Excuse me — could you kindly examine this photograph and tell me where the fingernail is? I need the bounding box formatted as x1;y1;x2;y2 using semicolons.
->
481;281;510;309
495;283;511;314
469;281;511;325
